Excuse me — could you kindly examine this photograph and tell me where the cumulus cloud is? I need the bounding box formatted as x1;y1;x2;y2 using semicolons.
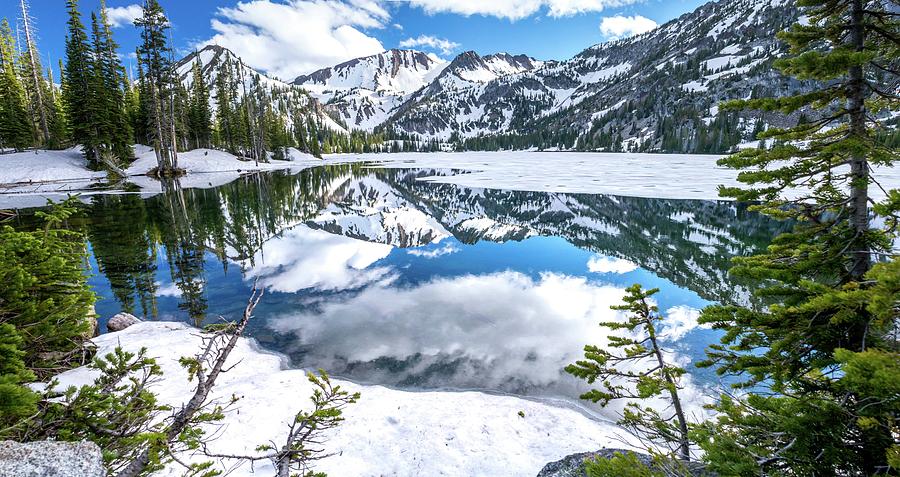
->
598;14;658;39
240;225;393;293
398;34;460;55
105;4;143;28
587;255;638;274
201;0;389;79
405;0;640;21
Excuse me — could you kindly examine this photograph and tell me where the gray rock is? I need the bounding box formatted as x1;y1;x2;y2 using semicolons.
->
537;449;715;477
107;312;141;332
0;440;104;477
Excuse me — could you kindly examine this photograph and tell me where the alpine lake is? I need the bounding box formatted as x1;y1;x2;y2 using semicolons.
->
8;163;789;405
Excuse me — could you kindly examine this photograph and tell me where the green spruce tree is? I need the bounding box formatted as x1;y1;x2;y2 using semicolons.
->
567;285;693;466
696;0;900;474
63;0;102;167
135;0;179;175
188;58;212;150
93;1;134;164
0;19;32;151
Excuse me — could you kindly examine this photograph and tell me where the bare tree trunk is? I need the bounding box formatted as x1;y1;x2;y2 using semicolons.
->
648;318;690;461
116;287;264;477
20;0;50;145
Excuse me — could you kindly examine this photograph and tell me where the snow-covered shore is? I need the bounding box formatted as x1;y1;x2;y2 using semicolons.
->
49;322;636;477
0;146;321;208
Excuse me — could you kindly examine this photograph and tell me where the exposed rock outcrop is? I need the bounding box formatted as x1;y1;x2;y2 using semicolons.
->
0;440;104;477
537;449;715;477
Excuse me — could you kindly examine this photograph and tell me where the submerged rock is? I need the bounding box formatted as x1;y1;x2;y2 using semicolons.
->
0;440;104;477
107;312;141;332
536;449;715;477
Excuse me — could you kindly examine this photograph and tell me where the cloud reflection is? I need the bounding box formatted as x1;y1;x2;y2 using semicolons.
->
268;270;709;407
587;255;639;274
243;225;393;293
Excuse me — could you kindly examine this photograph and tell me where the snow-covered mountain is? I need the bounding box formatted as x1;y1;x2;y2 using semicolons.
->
291;49;448;131
383;0;800;149
175;45;348;134
175;0;811;152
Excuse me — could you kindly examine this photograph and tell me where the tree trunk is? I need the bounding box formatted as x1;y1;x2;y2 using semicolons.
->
20;0;50;145
648;319;690;461
847;0;870;281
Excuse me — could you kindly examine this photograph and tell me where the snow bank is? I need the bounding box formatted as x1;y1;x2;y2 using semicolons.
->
50;322;635;477
0;148;106;200
0;146;323;208
126;146;314;176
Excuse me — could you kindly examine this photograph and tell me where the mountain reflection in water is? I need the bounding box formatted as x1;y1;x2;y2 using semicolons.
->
11;164;789;399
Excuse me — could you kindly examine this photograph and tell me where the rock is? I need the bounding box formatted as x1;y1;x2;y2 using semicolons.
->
536;449;715;477
107;312;141;332
0;440;104;477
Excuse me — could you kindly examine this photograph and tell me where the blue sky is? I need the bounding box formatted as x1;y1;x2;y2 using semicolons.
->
2;0;707;81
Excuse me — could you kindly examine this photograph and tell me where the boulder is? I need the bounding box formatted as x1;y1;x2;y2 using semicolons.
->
537;449;715;477
107;312;141;332
0;440;104;477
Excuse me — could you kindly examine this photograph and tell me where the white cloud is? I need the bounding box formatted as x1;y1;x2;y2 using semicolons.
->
105;4;143;28
598;14;658;39
398;34;460;55
405;0;640;21
587;255;638;274
201;0;389;79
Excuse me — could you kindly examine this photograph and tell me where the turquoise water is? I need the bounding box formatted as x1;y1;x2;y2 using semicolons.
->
12;164;787;400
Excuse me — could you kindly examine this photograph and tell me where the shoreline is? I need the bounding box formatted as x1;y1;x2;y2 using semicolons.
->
45;321;639;477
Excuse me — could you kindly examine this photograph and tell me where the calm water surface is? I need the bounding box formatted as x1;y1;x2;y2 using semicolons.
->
11;164;788;401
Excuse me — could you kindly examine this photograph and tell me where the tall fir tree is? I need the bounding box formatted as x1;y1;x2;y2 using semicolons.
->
187;58;212;150
135;0;178;175
0;19;32;152
45;63;67;149
93;1;133;163
63;0;102;167
696;0;899;475
17;0;50;146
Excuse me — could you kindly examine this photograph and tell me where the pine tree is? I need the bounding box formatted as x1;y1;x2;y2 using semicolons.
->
63;0;101;167
214;55;235;153
135;0;179;175
45;64;67;149
17;0;50;146
696;1;899;474
0;19;32;151
93;1;133;163
187;58;212;150
566;285;692;466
